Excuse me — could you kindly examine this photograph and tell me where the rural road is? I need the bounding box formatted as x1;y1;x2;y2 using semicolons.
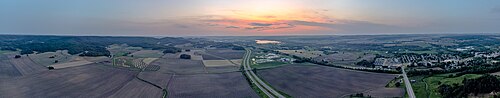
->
242;49;285;98
402;67;416;98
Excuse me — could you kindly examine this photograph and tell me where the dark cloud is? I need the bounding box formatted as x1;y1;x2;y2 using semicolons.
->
248;22;273;26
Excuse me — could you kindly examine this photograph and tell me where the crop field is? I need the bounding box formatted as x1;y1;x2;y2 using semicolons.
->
50;60;93;69
9;54;47;75
278;50;324;58
112;57;135;68
364;88;405;98
257;64;401;97
162;53;180;59
142;58;158;65
129;50;164;58
205;66;240;73
82;56;110;63
0;63;137;98
109;78;163;98
181;50;203;60
167;72;258;98
202;49;244;60
0;54;22;78
107;44;142;57
137;71;173;87
252;61;288;69
28;50;75;66
150;58;207;74
202;60;236;67
314;52;376;66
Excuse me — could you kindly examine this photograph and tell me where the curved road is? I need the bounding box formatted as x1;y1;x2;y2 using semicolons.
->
243;49;285;98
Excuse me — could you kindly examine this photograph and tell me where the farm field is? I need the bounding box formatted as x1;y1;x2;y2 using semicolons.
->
202;49;245;60
137;71;173;87
202;60;236;67
107;44;142;57
82;56;110;63
167;72;258;98
252;61;288;69
150;58;207;74
314;51;376;66
50;60;93;69
364;88;405;98
9;54;47;75
129;50;164;58
0;54;22;78
0;63;137;98
142;58;158;65
278;50;324;58
257;64;401;97
205;66;240;73
28;50;75;66
181;50;203;60
109;78;164;98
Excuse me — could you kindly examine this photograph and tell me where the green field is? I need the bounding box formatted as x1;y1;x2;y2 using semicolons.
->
411;74;483;98
0;50;15;54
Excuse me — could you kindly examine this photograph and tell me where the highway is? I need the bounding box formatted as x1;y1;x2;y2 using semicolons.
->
242;49;285;98
402;67;416;98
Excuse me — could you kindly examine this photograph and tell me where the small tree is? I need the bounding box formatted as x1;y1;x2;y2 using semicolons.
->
395;82;401;87
180;54;191;59
48;66;55;70
14;55;21;58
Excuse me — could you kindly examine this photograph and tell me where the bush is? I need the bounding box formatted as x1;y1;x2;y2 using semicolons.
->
14;55;21;58
180;54;191;59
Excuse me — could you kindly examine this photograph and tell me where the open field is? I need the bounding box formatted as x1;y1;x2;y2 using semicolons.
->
257;64;401;97
202;49;244;60
9;54;47;75
278;50;324;58
82;56;110;63
314;51;376;66
412;74;483;98
205;66;240;73
252;61;288;69
129;50;164;58
0;54;22;78
150;58;207;74
142;58;159;65
181;50;204;60
0;63;136;98
28;50;75;66
50;60;93;69
109;78;164;98
107;44;142;57
365;88;405;98
137;71;173;87
167;72;258;98
202;60;237;67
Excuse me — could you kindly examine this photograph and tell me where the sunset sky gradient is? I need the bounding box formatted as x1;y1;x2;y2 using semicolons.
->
1;0;500;36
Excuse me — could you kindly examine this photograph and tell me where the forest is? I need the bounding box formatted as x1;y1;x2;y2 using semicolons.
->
0;35;190;56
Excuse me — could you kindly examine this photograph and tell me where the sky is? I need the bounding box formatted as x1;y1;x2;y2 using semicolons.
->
1;0;500;36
